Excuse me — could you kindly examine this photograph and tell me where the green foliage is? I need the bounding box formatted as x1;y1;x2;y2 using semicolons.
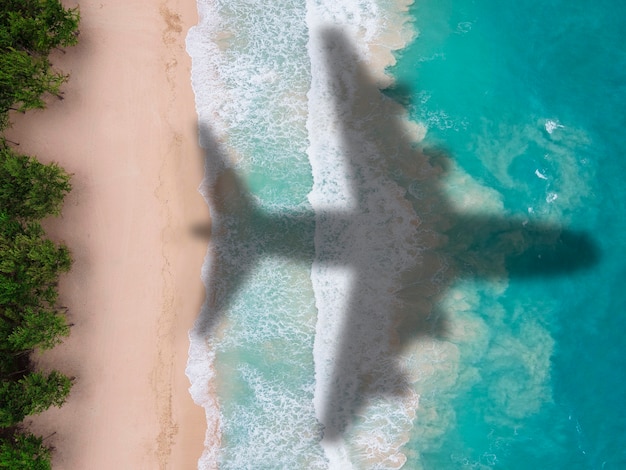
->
0;0;79;54
0;49;65;114
0;219;71;307
0;432;51;470
0;0;79;125
0;371;71;428
0;2;78;466
5;306;69;351
0;145;71;220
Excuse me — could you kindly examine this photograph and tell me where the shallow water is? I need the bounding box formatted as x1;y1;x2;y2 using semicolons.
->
187;0;626;468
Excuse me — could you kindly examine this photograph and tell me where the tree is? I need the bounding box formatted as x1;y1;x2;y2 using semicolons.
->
0;0;79;55
0;1;78;464
0;0;79;124
0;145;71;220
2;305;69;352
0;432;51;469
0;371;71;428
0;219;71;308
0;50;65;115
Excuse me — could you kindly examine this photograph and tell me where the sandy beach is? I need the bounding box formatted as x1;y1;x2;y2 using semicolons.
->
5;0;208;468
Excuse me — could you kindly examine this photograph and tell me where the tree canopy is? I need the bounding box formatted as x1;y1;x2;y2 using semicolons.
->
0;371;71;428
0;1;78;467
0;145;71;223
0;148;74;466
0;433;51;470
0;0;79;127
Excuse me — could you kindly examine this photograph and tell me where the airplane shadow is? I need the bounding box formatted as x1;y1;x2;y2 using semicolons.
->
193;27;600;442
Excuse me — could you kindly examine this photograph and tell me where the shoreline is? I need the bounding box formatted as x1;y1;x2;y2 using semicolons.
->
183;0;420;466
6;0;209;468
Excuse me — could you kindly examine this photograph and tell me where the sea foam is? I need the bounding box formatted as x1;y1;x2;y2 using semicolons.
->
187;0;460;467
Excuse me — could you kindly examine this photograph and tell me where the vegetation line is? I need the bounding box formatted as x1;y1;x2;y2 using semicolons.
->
1;1;80;468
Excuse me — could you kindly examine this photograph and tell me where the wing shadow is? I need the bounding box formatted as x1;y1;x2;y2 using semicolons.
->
193;27;600;441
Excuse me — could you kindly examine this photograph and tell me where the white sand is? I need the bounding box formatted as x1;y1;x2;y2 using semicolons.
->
6;0;209;468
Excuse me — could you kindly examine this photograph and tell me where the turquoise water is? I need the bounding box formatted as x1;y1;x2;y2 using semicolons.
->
187;0;626;468
392;0;626;468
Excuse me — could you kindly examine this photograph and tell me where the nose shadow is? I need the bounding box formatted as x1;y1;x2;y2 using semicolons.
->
193;26;600;441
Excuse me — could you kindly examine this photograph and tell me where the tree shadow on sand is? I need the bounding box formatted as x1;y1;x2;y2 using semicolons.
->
192;27;599;442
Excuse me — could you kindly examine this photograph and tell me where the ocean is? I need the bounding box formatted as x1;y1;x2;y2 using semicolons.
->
186;0;626;468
